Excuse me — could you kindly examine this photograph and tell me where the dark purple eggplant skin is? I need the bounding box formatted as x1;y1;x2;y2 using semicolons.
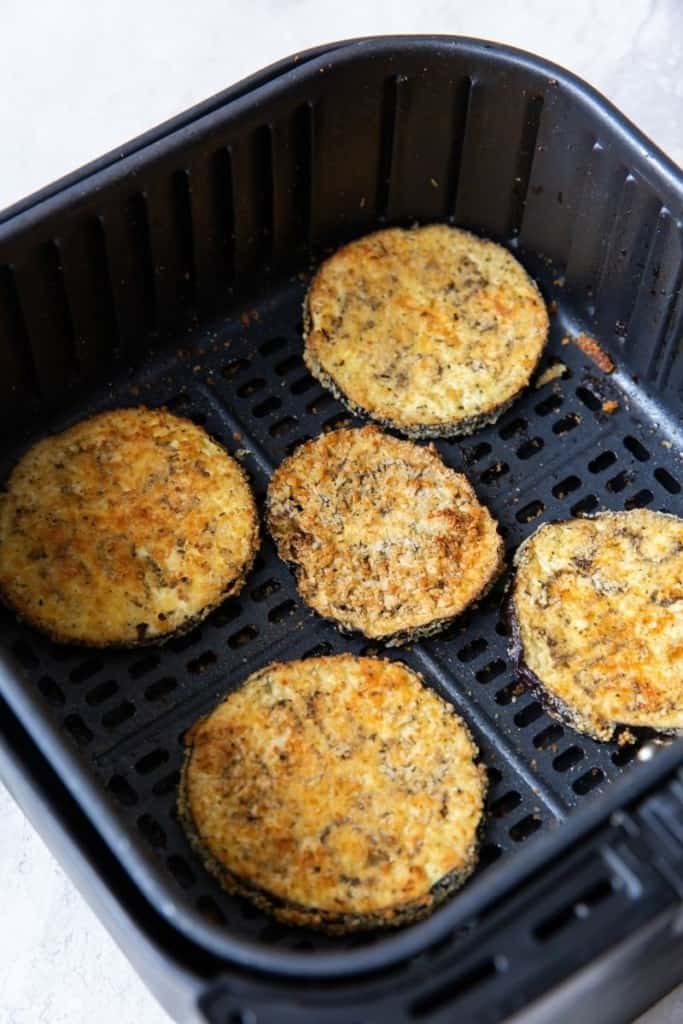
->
504;581;670;748
504;583;588;733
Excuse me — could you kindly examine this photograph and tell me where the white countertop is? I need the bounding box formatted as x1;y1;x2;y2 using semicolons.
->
1;1;681;1022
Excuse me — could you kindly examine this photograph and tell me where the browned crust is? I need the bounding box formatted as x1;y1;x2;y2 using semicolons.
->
506;581;614;743
177;656;487;933
268;530;504;649
508;511;683;743
0;551;256;650
177;743;483;934
0;406;260;647
303;294;528;440
506;586;680;746
266;427;505;645
302;225;549;438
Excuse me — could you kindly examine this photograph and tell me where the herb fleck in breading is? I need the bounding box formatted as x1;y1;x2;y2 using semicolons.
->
267;427;503;644
304;224;549;437
510;510;683;741
178;655;487;933
0;407;259;646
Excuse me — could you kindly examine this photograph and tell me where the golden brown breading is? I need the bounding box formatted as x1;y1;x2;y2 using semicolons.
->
304;224;549;437
510;510;683;741
178;655;486;932
0;407;259;646
267;427;503;644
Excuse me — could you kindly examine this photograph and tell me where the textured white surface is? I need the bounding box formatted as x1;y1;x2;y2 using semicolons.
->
0;782;171;1024
1;0;681;214
1;1;681;1022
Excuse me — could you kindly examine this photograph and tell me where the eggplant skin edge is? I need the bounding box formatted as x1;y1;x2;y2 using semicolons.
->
177;655;487;934
507;511;683;745
178;759;483;934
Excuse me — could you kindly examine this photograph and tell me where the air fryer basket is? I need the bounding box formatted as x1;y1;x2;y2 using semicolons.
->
1;34;682;1021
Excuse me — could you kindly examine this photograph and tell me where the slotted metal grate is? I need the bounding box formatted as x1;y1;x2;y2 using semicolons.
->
1;264;680;955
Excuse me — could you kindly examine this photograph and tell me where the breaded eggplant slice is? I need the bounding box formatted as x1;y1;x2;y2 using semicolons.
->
509;510;683;742
267;426;503;645
0;407;259;646
178;654;486;933
304;224;549;438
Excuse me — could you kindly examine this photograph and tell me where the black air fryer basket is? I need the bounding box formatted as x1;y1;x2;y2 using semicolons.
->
1;36;682;1024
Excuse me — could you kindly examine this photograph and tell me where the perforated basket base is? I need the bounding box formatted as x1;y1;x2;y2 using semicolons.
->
1;256;681;956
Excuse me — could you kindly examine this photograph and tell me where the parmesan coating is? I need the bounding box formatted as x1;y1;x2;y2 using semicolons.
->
267;427;503;644
0;407;259;646
304;224;549;437
511;511;683;741
179;655;486;932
